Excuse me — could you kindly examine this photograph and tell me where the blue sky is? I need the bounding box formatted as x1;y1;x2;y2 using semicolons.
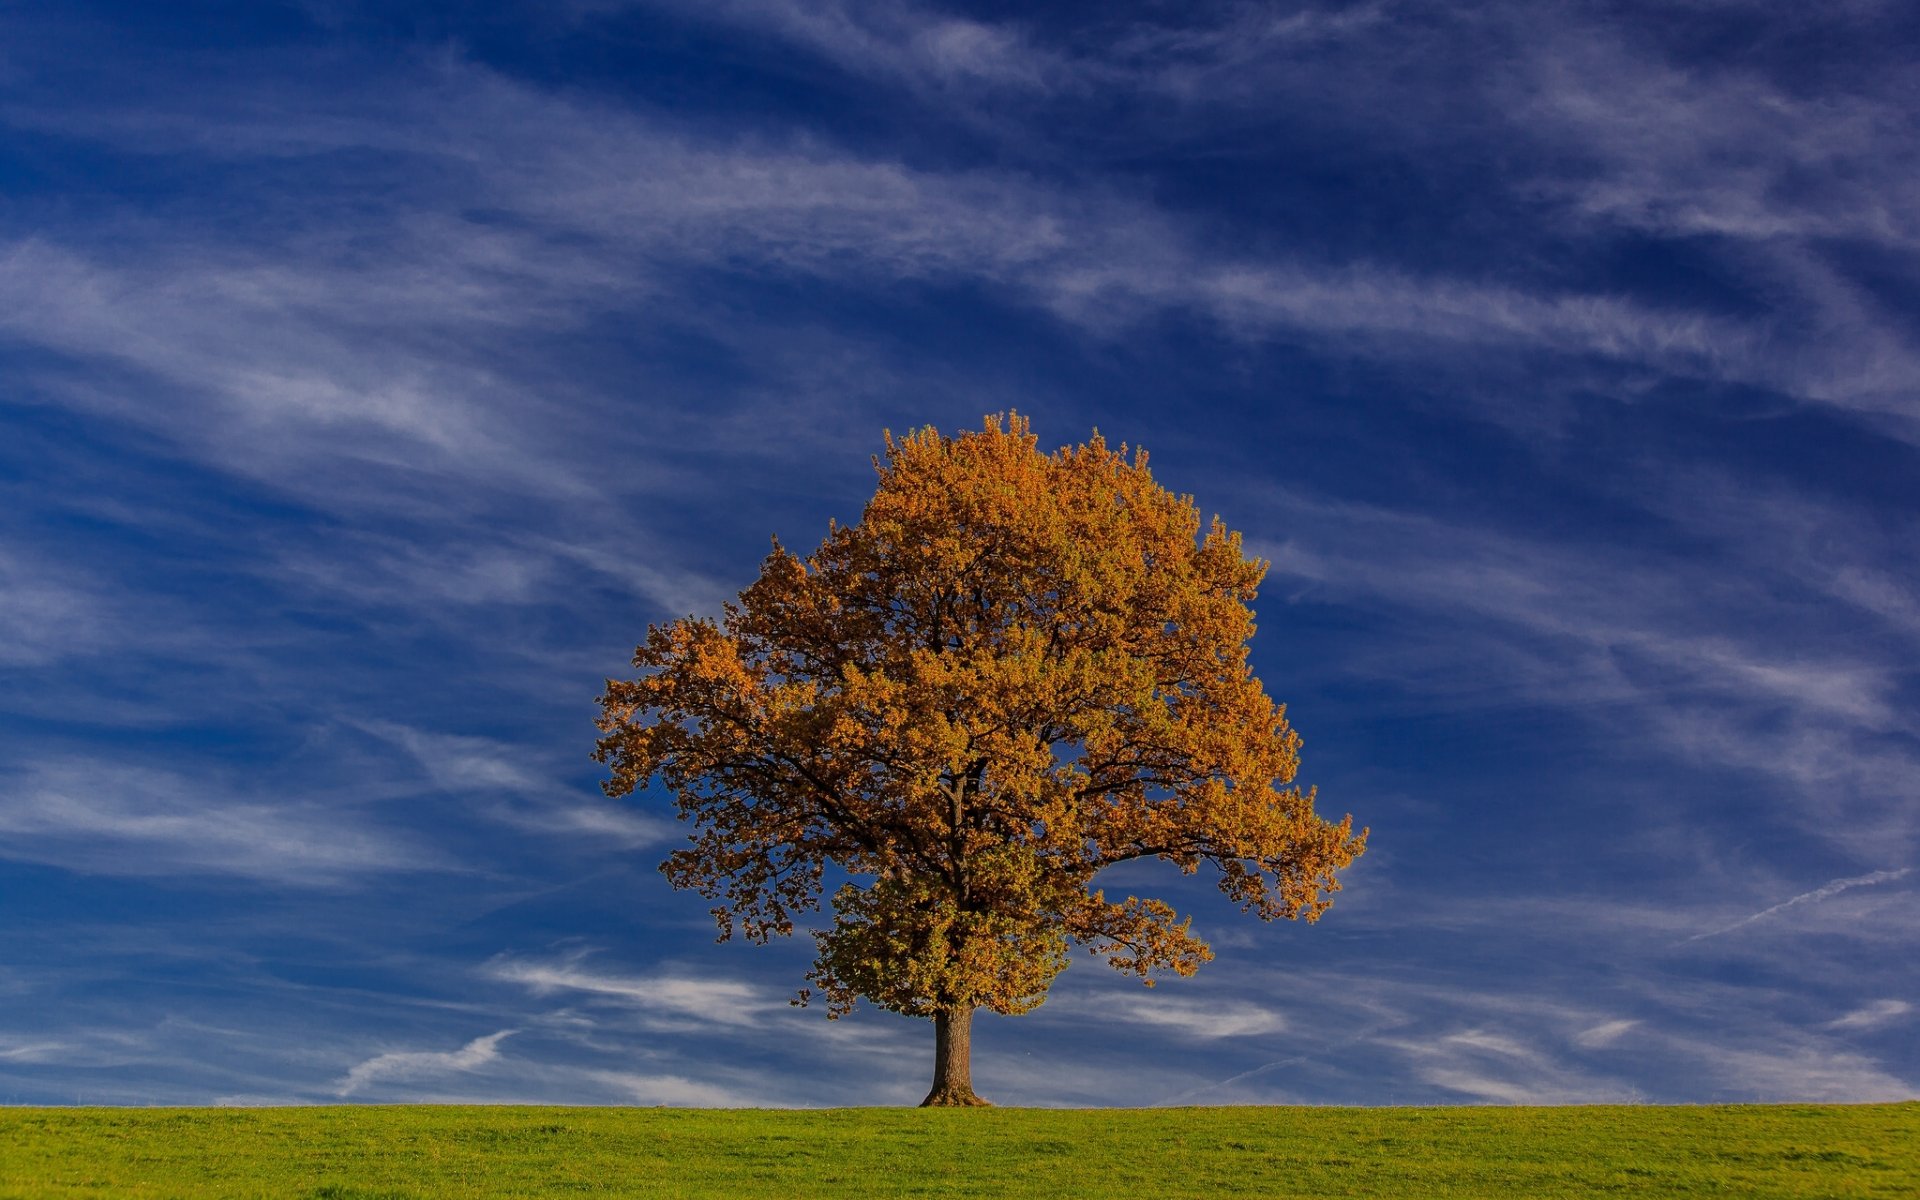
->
1;0;1916;1107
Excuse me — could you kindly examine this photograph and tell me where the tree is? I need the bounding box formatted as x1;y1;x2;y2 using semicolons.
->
595;415;1366;1106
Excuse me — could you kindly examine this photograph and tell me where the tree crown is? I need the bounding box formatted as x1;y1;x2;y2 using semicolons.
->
596;414;1365;1017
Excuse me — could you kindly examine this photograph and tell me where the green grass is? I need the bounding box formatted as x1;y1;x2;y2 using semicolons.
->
1;1103;1915;1198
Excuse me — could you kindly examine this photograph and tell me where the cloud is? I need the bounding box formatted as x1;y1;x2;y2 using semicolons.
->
1258;500;1890;719
0;1038;68;1063
570;1;1920;426
486;954;770;1027
568;1067;769;1107
1385;1027;1643;1105
0;761;441;883
1102;994;1287;1040
349;718;541;793
1512;17;1920;250
0;235;613;516
612;0;1069;94
345;719;674;849
1692;1045;1915;1103
0;550;117;667
485;800;675;849
1251;490;1920;857
1573;1019;1639;1049
335;1029;516;1097
5;40;1906;458
1625;470;1920;649
1684;868;1915;943
1825;999;1912;1032
606;0;1398;113
1124;960;1918;1107
0;543;240;678
608;0;1920;258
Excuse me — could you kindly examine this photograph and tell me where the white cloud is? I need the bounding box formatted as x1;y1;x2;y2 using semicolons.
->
0;551;115;667
1573;1019;1639;1049
0;545;238;677
1691;1045;1916;1103
569;1067;768;1107
567;1;1920;426
1247;486;1920;859
1824;999;1911;1032
486;954;770;1027
1104;994;1287;1040
0;236;608;514
1685;868;1915;943
0;1038;68;1062
348;719;541;793
1516;22;1920;250
1132;961;1920;1106
3;42;1901;469
511;802;673;847
603;0;1069;95
1385;1027;1643;1105
341;720;673;849
335;1029;516;1097
0;761;440;883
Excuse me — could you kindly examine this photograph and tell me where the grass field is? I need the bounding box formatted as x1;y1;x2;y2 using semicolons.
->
1;1103;1915;1198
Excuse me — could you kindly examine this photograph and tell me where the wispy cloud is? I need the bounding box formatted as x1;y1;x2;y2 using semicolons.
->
564;1066;771;1107
0;550;118;667
1098;994;1287;1040
1573;1019;1639;1049
1099;958;1918;1107
1371;1025;1643;1105
0;1037;68;1063
1689;1045;1915;1103
5;41;1904;459
0;235;614;514
610;0;1070;95
1685;869;1916;943
1515;18;1920;250
335;1029;516;1097
1252;491;1920;858
486;953;770;1027
566;1;1920;425
0;762;442;883
345;720;674;850
350;718;541;793
1825;999;1912;1032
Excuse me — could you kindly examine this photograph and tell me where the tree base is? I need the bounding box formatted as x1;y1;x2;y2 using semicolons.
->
919;1087;992;1107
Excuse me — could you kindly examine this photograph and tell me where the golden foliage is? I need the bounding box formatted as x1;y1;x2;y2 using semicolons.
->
596;414;1366;1018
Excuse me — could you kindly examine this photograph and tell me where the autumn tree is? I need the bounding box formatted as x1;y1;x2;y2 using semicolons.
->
595;415;1365;1106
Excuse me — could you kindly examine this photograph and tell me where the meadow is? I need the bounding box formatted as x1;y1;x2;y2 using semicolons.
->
1;1103;1914;1198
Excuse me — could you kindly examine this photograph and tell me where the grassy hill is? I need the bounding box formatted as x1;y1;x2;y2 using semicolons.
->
1;1103;1915;1198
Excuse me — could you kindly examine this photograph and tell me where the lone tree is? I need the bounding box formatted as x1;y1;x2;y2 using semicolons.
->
596;415;1365;1106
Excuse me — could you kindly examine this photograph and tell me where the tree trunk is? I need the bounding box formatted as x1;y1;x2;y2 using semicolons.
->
919;1005;991;1106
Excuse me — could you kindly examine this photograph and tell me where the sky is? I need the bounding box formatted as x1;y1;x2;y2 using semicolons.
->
0;0;1916;1108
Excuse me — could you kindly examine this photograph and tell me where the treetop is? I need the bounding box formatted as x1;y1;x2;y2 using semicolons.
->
596;413;1365;1021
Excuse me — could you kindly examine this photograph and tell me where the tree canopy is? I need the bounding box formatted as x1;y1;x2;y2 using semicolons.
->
595;414;1365;1104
